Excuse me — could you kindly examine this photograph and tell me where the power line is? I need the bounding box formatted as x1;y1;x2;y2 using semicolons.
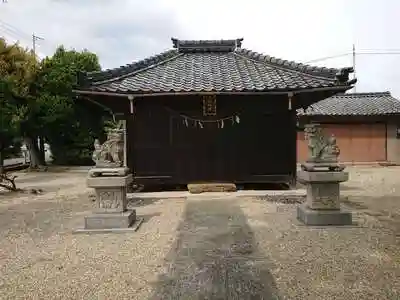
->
0;32;48;60
305;53;351;64
356;52;400;55
0;19;56;53
0;24;32;43
358;48;400;52
0;29;31;45
0;19;32;41
305;51;400;64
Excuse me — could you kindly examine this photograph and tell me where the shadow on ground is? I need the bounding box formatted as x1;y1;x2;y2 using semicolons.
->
149;199;280;300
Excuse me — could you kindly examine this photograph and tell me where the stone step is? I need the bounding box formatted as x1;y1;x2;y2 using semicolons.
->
187;183;237;194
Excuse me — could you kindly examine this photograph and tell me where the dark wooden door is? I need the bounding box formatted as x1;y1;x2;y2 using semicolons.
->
169;112;295;183
170;116;241;183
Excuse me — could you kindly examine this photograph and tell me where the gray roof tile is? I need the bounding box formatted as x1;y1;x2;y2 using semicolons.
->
298;92;400;116
77;38;355;94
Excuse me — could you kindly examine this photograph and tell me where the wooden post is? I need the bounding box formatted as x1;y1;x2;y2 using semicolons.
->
288;92;293;110
127;95;135;170
129;95;135;115
114;113;128;168
288;92;296;188
123;119;127;168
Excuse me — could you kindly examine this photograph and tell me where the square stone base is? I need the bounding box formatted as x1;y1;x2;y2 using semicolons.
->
87;174;133;214
306;182;340;210
73;217;144;234
84;210;136;230
297;204;352;226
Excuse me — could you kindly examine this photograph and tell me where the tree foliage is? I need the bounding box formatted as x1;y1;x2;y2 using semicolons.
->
1;38;109;173
33;46;107;165
0;80;17;154
0;38;37;171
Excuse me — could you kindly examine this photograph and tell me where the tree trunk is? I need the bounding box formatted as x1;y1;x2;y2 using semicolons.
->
39;137;46;165
0;149;4;174
24;136;43;169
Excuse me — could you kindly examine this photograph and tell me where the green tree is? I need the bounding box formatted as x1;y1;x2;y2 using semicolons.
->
0;80;17;173
34;46;107;165
1;39;108;171
0;38;37;171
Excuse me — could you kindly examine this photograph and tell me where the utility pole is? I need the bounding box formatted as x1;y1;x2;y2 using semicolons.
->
32;33;44;59
32;33;45;163
352;44;356;92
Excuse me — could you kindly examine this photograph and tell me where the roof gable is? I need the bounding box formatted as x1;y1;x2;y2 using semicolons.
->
77;38;355;95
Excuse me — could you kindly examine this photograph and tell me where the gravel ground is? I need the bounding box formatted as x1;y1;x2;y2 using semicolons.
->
0;166;399;299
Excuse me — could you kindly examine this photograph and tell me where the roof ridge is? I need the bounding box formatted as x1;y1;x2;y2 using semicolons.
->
339;91;391;97
235;48;345;80
233;52;339;84
79;49;179;85
171;37;243;53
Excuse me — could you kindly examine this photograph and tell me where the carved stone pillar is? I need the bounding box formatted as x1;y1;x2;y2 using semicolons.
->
74;124;142;233
297;124;352;226
297;171;352;226
83;174;137;230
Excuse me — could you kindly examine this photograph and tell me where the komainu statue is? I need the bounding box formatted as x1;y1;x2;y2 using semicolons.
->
301;124;344;172
92;129;124;168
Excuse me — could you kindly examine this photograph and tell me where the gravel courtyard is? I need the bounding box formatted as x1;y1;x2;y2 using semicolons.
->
0;166;399;299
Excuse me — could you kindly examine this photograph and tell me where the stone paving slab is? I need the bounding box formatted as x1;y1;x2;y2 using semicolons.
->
128;189;307;200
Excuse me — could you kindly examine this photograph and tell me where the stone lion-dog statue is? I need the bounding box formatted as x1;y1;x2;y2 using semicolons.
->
92;129;124;168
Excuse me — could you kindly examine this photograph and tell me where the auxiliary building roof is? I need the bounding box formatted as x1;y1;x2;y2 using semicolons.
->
298;92;400;116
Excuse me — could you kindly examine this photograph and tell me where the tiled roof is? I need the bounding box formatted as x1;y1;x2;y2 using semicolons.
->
297;92;400;116
77;38;355;94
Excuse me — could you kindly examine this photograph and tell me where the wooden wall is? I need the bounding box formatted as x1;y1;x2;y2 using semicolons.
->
297;121;387;164
128;95;297;185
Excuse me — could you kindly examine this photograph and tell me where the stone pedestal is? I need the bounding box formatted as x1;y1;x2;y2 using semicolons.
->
87;174;132;214
297;170;352;226
74;170;143;233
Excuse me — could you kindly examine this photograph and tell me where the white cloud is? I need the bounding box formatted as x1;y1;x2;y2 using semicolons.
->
0;0;399;96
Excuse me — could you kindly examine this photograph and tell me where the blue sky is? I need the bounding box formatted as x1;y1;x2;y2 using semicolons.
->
1;0;400;96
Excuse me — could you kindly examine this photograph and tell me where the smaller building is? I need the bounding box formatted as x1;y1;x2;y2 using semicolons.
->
297;92;400;164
